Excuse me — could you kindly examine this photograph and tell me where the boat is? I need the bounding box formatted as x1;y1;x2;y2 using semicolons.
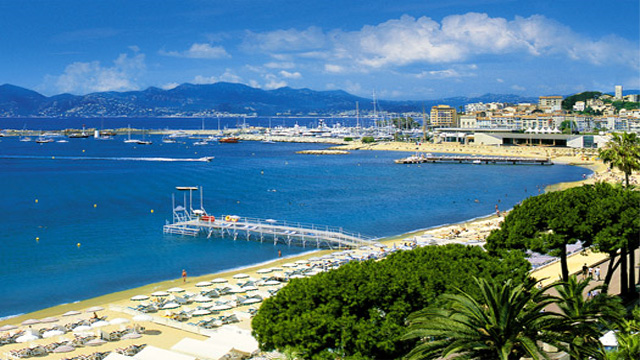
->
162;136;177;143
472;160;482;165
35;135;54;143
193;140;209;146
68;125;90;138
19;136;32;142
136;139;152;145
219;137;239;143
124;125;139;143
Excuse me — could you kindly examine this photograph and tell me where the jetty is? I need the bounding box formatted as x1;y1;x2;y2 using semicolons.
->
395;153;552;165
163;187;377;249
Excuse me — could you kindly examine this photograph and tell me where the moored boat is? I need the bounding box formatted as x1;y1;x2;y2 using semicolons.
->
219;137;239;143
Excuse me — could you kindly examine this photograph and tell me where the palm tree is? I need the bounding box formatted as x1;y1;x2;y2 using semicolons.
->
403;278;561;360
607;307;640;360
598;132;640;297
598;131;640;188
552;276;625;360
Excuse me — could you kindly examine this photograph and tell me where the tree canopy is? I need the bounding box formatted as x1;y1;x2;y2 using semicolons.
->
561;91;602;111
251;244;530;359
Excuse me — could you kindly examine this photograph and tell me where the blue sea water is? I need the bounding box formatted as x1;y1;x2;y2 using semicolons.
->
0;121;588;318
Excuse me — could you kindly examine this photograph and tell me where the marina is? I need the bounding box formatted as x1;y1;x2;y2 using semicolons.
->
394;153;553;165
163;187;377;249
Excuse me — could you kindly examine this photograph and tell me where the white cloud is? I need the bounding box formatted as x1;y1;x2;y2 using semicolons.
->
193;69;243;85
242;26;326;53
161;43;230;59
324;64;345;74
263;74;287;89
264;62;296;69
279;70;301;79
243;13;638;71
44;52;146;94
161;82;180;90
496;78;504;83
511;85;526;91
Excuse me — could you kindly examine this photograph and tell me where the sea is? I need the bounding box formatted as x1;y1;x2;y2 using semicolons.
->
0;118;588;319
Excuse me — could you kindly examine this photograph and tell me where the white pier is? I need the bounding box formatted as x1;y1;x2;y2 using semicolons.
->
163;187;377;250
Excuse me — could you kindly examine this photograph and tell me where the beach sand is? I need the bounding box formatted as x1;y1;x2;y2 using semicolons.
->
1;141;635;360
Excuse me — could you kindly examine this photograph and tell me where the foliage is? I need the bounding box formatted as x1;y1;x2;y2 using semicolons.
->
343;137;353;142
598;132;640;188
561;91;602;110
404;277;560;360
560;120;578;134
551;276;625;360
361;136;375;143
611;100;640;112
607;307;640;360
251;245;530;359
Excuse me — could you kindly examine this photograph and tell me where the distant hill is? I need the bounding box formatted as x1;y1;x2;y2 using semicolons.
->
0;82;539;117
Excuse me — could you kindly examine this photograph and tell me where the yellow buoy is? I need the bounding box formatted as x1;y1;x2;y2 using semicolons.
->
93;204;97;208
36;237;39;242
150;209;154;213
35;199;38;203
77;242;81;248
82;149;85;153
52;156;55;160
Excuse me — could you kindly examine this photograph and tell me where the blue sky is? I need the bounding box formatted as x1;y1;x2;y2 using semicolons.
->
1;0;638;100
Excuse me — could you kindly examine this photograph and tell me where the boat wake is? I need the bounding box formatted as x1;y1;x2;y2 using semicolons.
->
0;155;214;162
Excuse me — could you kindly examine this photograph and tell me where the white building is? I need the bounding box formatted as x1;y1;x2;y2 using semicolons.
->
573;101;585;112
615;85;623;100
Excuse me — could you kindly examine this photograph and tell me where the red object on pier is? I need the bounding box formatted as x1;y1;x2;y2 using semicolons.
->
201;215;216;222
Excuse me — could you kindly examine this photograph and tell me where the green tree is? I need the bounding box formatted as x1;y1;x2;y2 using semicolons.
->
599;132;640;189
607;307;640;360
552;276;624;360
252;245;530;359
403;278;560;360
361;136;375;143
562;91;602;111
486;186;593;282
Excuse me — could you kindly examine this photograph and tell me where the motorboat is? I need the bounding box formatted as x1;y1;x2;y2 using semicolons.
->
219;137;239;143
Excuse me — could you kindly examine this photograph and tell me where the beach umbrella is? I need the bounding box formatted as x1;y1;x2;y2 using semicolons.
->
72;325;93;333
241;286;258;292
91;320;110;328
195;281;212;287
151;291;169;297
290;274;306;279
210;304;233;312
39;316;59;323
295;260;309;265
256;268;272;274
85;338;107;347
109;318;130;325
167;287;185;293
263;280;281;286
130;295;149;301
53;344;75;353
121;332;142;340
270;267;283;272
241;298;262;305
193;295;212;303
233;273;249;279
21;318;41;326
62;310;81;317
192;309;211;317
132;314;152;322
282;263;297;268
0;324;17;331
599;330;618;347
161;302;180;310
16;333;40;343
85;306;104;313
229;287;246;294
211;278;228;284
42;329;65;338
307;257;322;262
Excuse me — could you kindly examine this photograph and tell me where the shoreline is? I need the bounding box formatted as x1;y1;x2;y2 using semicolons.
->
2;140;633;359
0;142;609;324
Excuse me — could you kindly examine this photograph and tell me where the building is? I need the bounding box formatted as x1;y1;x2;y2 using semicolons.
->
539;96;563;113
615;85;623;100
573;101;586;112
430;105;457;128
459;114;477;129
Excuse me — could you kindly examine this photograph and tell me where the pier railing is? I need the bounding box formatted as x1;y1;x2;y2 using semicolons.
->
164;213;377;250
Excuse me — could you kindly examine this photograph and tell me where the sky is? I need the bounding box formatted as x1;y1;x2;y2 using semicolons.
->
0;0;638;100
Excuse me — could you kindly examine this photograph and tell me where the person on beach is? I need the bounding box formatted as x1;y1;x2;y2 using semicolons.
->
582;263;588;279
595;266;601;281
278;250;282;258
182;269;187;283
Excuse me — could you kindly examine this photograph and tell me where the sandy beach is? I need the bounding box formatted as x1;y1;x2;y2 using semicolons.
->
1;140;635;360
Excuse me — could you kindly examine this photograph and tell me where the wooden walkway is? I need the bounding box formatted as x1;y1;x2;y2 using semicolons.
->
395;154;552;165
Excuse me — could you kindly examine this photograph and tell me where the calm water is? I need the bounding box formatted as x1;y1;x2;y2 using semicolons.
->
0;127;587;318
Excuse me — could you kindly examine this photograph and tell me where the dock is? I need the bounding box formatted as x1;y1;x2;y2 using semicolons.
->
163;187;377;250
395;154;552;165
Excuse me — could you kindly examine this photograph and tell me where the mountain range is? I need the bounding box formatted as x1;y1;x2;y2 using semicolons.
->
0;82;539;117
